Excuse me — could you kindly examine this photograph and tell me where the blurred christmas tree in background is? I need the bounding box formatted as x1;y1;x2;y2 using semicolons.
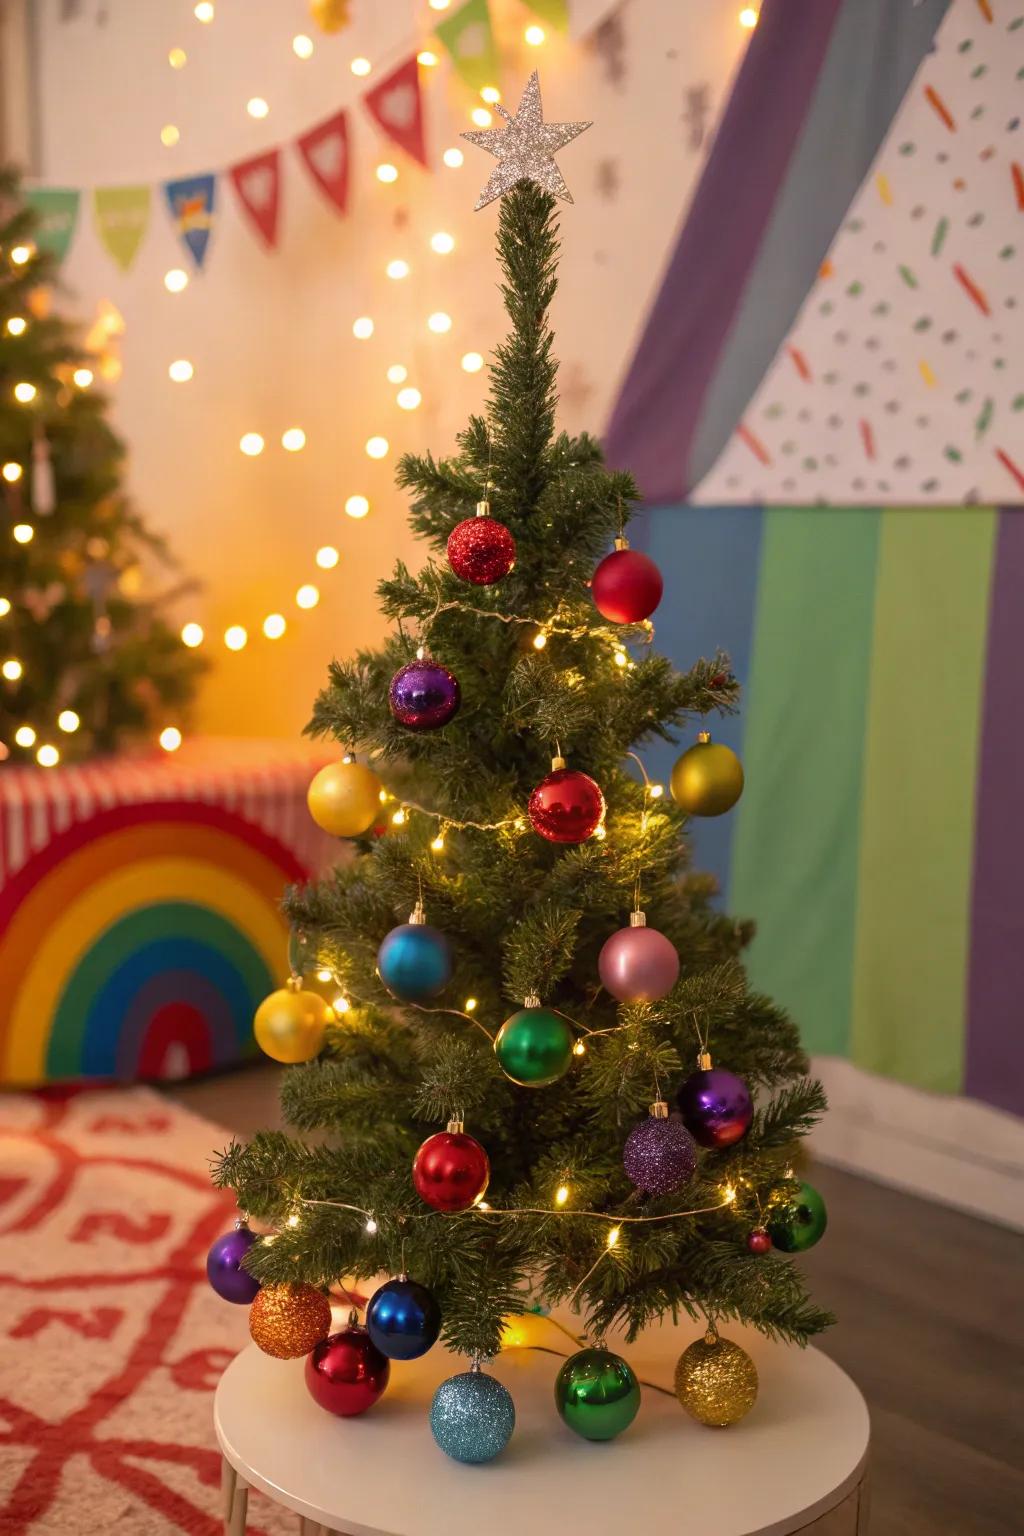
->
0;167;202;765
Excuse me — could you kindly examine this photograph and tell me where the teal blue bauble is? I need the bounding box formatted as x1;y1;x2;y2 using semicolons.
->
377;911;452;1002
429;1367;515;1463
555;1347;641;1441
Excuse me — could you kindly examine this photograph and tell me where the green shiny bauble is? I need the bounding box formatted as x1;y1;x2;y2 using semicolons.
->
670;733;744;817
766;1180;828;1252
494;1005;574;1087
555;1347;641;1441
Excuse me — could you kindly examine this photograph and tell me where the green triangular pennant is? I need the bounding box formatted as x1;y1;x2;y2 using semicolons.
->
522;0;570;30
23;188;80;263
435;0;501;95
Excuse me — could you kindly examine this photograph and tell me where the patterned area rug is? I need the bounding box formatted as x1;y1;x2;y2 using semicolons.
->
0;1087;292;1534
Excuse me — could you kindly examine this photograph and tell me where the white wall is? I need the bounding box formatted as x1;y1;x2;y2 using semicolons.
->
31;0;748;738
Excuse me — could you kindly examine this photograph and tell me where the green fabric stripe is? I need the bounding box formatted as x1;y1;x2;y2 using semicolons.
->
850;509;996;1092
731;508;880;1057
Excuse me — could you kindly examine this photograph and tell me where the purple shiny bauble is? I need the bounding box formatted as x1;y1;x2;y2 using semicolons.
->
676;1068;753;1150
599;923;680;1004
388;661;461;731
623;1113;698;1195
206;1225;260;1304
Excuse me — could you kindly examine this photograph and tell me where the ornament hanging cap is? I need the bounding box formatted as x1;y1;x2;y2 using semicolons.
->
704;1323;719;1345
524;992;541;1008
286;974;303;994
650;1099;669;1119
698;1050;713;1071
446;1114;464;1134
697;730;711;744
629;909;647;928
475;500;490;517
614;535;629;552
550;754;566;772
409;900;427;926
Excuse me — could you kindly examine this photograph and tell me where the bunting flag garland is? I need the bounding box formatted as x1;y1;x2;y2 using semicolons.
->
229;151;281;250
364;57;428;169
435;0;501;95
296;109;351;215
164;173;216;269
93;186;151;272
23;188;80;262
522;0;570;29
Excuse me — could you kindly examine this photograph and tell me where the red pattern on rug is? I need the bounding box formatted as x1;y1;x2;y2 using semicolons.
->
0;1089;291;1534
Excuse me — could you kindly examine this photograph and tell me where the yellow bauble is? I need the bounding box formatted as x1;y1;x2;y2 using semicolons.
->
249;1283;332;1358
309;0;351;32
253;983;329;1064
307;760;382;837
670;732;744;817
674;1329;758;1426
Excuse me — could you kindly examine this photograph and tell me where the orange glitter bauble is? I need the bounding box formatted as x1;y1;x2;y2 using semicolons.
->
249;1283;332;1359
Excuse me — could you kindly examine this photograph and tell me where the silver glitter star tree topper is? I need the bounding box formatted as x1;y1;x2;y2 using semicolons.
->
462;72;591;211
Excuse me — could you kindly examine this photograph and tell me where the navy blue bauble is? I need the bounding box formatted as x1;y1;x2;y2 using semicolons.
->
377;919;452;1002
366;1277;442;1360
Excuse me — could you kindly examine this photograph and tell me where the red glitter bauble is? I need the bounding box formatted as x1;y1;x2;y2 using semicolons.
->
447;515;517;585
412;1130;490;1212
305;1325;391;1417
591;548;663;624
528;767;605;844
747;1228;772;1256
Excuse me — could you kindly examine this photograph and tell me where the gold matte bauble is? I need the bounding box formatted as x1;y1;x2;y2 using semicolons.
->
249;1283;332;1358
674;1328;758;1426
254;984;330;1064
307;760;382;837
670;733;744;817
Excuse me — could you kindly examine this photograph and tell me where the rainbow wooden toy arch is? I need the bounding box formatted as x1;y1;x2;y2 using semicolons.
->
0;802;304;1084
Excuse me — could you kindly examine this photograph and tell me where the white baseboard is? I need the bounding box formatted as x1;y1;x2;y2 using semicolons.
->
809;1057;1024;1231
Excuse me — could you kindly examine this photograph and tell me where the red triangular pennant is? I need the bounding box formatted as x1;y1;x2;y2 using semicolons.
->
363;56;427;168
229;150;281;249
296;109;350;215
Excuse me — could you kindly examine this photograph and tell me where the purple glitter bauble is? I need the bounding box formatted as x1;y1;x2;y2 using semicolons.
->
623;1112;698;1195
676;1068;753;1150
206;1225;260;1304
599;922;680;1003
388;660;461;731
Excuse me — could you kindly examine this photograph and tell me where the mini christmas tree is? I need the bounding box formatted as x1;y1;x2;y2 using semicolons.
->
213;78;831;1447
0;167;202;764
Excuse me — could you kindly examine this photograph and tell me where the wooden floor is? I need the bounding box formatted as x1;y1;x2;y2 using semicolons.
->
166;1064;1024;1536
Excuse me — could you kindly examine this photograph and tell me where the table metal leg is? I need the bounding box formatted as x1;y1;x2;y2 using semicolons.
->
221;1458;237;1525
227;1475;248;1536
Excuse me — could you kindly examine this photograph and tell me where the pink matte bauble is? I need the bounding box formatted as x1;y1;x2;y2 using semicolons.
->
591;548;663;624
598;923;680;1004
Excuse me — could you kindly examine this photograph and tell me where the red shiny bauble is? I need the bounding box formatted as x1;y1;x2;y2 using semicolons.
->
747;1228;772;1256
447;514;517;585
305;1324;390;1417
591;547;663;624
412;1130;490;1212
528;767;605;844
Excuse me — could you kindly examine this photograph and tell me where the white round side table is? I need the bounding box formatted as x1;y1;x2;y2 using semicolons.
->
214;1309;869;1536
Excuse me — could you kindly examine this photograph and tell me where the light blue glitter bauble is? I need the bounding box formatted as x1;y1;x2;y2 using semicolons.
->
429;1369;515;1464
376;921;452;1002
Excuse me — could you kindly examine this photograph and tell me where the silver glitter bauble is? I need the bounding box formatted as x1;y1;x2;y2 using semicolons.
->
429;1367;515;1464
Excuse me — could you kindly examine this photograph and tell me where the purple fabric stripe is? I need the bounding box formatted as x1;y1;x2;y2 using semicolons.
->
603;0;842;503
965;510;1024;1117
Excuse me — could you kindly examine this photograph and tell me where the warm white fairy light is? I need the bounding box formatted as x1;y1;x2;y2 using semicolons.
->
224;625;248;651
461;352;484;373
364;1215;378;1234
14;383;36;403
386;365;408;386
431;831;446;852
6;317;27;336
36;744;60;767
168;359;193;383
386;258;411;280
281;427;306;452
160;726;183;752
532;630;548;650
350;56;371;76
650;783;665;799
723;1183;737;1203
613;649;627;668
417;50;438;66
442;147;464;169
471;106;493;128
316;545;339;569
262;613;286;639
247;97;269;119
194;2;214;21
397;387;422;411
10;244;32;266
480;85;501;104
391;807;407;826
169;46;187;68
164;268;188;293
365;436;389;459
181;622;204;648
555;1185;570;1207
525;23;545;45
427;311;452;334
464;997;478;1012
286;1210;301;1229
160;124;181;147
239;432;264;456
606;1226;621;1248
12;525;33;544
14;725;35;747
334;995;352;1013
293;33;314;58
573;1039;586;1056
375;163;399;184
738;6;759;26
429;0;451;8
430;231;455;254
73;367;94;388
0;598;10;616
2;463;21;483
57;710;80;733
345;494;370;519
353;316;375;339
296;584;319;610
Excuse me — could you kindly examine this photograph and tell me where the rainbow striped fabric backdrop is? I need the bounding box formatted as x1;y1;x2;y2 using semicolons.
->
640;505;1022;1121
